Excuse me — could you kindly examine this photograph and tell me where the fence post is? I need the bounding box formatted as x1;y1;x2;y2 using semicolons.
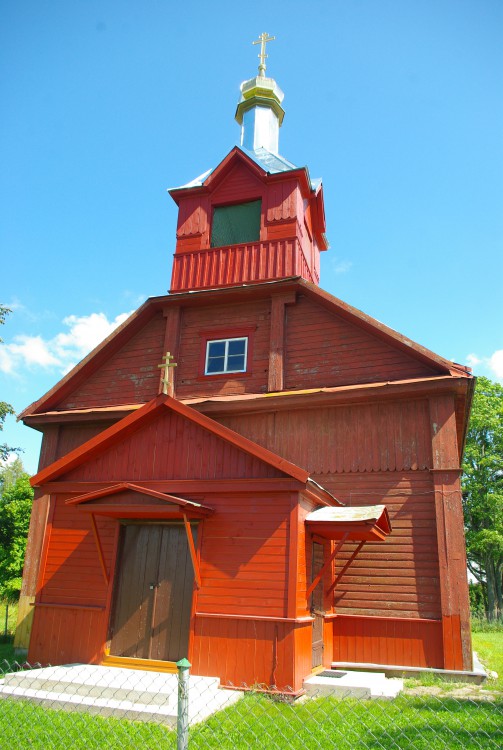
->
176;658;191;750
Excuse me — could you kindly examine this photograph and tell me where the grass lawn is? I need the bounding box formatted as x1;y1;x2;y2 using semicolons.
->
0;692;501;749
472;631;503;691
0;625;501;748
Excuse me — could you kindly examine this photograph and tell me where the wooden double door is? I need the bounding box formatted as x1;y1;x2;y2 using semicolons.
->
109;523;197;663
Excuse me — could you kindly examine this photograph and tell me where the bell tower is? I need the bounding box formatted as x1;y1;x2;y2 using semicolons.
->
169;35;328;294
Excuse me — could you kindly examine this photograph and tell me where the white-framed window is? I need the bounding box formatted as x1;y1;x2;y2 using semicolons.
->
205;337;248;375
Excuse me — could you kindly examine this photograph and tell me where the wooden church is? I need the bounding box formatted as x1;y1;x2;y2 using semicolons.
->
15;39;474;692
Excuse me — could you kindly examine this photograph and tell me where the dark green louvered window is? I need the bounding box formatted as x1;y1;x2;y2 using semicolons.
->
210;200;261;248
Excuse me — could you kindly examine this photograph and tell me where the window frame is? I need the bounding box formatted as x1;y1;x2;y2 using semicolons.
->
198;326;256;380
210;199;262;248
205;336;248;375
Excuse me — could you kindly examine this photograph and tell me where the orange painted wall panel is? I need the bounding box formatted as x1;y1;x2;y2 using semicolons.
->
28;606;108;666
39;496;115;607
332;614;444;669
192;615;305;691
197;493;291;618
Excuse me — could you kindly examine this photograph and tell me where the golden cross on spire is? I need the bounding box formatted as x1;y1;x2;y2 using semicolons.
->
157;351;177;396
253;32;275;77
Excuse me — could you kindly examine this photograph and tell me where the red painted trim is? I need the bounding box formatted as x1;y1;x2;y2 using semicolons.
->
104;521;121;653
34;495;56;601
90;513;109;585
306;534;348;601
195;612;314;623
33;602;106;611
183;514;201;589
65;482;213;515
197;325;256;380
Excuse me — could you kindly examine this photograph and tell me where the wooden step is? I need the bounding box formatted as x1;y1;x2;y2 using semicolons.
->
101;653;178;673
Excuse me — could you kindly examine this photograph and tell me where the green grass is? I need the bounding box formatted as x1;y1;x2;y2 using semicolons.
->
0;641;15;666
0;693;501;749
471;616;503;633
0;601;17;638
472;631;503;691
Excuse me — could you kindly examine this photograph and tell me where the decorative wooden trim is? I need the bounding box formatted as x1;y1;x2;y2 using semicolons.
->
306;533;348;601
195;612;314;623
41;478;304;495
326;541;365;596
90;513;109;586
268;292;296;392
161;306;182;396
335;613;441;624
32;602;106;611
34;496;56;600
101;654;178;673
183;514;201;589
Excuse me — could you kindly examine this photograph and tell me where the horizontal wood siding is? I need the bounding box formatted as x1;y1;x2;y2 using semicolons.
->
175;300;270;398
285;296;438;389
192;616;300;690
197;493;291;618
217;399;432;474
211;162;264;205
58;314;166;410
29;494;115;665
39;496;114;606
321;472;441;619
333;614;444;669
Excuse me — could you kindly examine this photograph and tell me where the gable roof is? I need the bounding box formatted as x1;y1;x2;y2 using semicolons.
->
30;392;311;487
168;145;321;197
19;277;472;421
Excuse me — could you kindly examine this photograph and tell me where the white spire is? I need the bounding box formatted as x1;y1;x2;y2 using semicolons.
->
235;34;285;155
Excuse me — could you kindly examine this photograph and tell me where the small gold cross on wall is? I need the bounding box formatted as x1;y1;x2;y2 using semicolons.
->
158;351;177;396
253;32;275;77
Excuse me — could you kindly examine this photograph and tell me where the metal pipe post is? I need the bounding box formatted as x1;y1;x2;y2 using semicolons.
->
176;658;191;750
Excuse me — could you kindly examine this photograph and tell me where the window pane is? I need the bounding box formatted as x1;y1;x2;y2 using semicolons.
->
227;339;246;356
211;200;261;247
227;354;245;371
206;356;225;374
207;341;226;357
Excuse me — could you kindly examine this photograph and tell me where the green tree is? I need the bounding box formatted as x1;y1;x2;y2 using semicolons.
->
462;376;503;621
1;304;18;461
0;470;33;602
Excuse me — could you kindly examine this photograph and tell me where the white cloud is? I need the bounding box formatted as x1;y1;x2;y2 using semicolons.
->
333;260;353;274
0;310;133;376
489;349;503;379
466;353;481;368
464;349;503;384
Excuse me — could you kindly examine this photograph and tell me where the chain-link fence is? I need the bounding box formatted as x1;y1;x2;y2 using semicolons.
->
0;659;501;749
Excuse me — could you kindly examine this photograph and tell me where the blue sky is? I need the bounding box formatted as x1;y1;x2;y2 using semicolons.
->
1;0;502;474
